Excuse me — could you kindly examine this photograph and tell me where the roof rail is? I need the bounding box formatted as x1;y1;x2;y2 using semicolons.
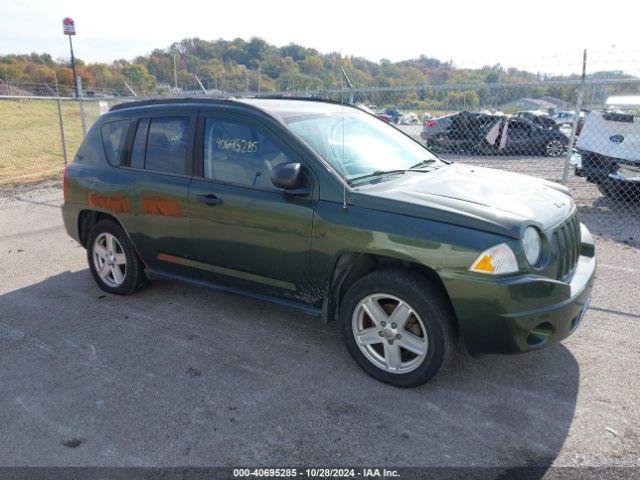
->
108;97;238;112
252;95;348;105
108;95;350;112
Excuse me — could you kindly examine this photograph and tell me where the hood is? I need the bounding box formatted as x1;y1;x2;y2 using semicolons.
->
352;164;574;238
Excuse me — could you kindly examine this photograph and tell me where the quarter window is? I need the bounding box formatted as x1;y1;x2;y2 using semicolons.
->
100;120;132;166
143;117;190;175
203;118;290;189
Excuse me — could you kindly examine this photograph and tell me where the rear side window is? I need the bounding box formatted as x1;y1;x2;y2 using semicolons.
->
144;117;190;174
100;120;132;166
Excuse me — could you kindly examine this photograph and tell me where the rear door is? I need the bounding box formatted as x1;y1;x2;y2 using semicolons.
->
188;111;318;301
110;110;197;276
505;119;534;153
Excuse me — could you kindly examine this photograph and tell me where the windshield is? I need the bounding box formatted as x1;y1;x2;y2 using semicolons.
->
284;107;441;183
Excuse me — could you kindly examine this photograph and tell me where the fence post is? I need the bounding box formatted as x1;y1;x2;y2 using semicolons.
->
45;81;69;165
76;75;87;137
562;49;587;184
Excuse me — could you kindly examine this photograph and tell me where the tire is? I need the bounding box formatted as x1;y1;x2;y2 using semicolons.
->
340;269;456;387
545;139;565;157
86;219;147;295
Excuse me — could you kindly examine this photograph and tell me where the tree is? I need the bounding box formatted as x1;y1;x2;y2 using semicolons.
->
121;63;155;92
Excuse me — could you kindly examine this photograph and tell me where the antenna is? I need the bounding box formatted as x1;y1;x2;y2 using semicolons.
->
340;67;354;105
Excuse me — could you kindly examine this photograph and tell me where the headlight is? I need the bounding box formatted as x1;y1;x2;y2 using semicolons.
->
522;227;542;265
469;243;519;275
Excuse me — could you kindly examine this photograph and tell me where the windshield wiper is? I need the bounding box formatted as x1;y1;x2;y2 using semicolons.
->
349;163;440;184
348;169;407;183
409;159;437;169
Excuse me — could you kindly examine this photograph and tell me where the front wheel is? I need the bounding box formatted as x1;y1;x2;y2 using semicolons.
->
340;269;456;387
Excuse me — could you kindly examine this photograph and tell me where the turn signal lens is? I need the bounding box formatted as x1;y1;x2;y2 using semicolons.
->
469;243;519;275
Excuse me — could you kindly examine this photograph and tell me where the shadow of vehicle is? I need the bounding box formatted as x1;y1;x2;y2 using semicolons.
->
578;202;640;248
0;270;579;474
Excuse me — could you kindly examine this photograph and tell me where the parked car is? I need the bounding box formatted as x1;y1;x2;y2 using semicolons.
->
420;112;457;142
427;112;569;157
375;107;400;124
550;111;576;124
550;110;586;136
398;112;420;125
62;98;595;387
574;110;640;201
515;111;558;130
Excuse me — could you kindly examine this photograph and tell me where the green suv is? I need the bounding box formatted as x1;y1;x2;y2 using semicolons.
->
62;98;595;387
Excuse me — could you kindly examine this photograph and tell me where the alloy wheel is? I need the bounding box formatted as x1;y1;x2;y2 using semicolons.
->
92;232;127;288
546;139;564;157
351;293;429;374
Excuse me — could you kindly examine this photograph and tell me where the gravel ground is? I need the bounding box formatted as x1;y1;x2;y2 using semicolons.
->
0;185;638;472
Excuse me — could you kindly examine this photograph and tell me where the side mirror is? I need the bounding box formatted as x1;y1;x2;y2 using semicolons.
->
270;163;310;197
271;162;304;189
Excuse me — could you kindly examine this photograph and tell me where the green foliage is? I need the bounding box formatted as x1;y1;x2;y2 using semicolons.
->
1;37;637;104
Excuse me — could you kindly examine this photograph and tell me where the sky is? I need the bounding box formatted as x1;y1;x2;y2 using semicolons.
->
1;0;639;76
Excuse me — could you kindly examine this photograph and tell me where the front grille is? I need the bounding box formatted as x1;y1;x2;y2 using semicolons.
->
554;214;581;281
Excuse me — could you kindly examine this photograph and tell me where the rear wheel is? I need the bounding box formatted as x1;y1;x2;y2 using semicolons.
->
545;139;565;157
86;219;147;295
340;269;456;387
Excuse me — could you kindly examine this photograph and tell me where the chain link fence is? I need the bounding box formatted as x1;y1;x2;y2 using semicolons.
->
2;74;639;237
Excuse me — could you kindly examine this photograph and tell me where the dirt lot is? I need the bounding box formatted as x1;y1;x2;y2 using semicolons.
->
0;185;638;471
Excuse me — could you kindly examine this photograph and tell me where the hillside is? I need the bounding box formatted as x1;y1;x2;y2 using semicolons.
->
0;38;580;96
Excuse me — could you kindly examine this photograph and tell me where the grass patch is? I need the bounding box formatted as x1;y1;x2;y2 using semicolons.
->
0;99;102;187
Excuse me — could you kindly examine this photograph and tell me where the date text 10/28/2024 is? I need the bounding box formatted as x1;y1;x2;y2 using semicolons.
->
233;468;400;478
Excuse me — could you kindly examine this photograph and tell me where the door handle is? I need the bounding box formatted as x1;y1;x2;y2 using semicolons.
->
197;193;223;206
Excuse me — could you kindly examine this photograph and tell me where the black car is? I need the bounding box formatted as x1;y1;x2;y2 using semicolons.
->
515;111;559;130
427;112;568;157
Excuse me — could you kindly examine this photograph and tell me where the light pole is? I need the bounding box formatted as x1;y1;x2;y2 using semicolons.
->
173;54;178;90
62;17;79;98
62;17;86;135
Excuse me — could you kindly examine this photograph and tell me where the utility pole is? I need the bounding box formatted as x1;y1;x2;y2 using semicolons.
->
257;63;261;96
173;54;178;89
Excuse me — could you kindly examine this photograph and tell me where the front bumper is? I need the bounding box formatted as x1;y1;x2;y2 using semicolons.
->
444;224;596;355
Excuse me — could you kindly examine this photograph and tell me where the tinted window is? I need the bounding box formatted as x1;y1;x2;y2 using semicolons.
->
144;117;190;175
203;118;290;189
129;118;149;169
100;120;131;166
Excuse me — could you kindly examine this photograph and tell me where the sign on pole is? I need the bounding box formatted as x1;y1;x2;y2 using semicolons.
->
62;17;76;35
98;101;109;115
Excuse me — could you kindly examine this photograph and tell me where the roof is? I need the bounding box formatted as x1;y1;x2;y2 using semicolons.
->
238;98;351;119
109;96;355;120
605;95;640;108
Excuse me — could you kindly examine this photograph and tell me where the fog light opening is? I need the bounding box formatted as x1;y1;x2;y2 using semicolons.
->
527;322;554;347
